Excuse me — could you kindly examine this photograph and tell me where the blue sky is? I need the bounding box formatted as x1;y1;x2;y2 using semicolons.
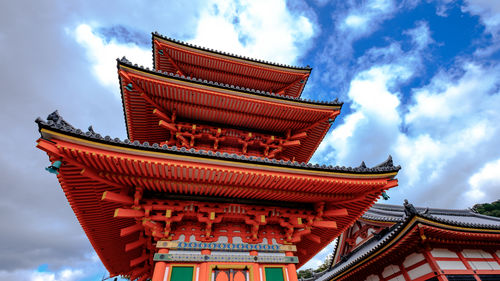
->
1;0;500;280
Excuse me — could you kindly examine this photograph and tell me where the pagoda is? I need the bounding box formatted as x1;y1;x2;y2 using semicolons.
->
35;32;401;281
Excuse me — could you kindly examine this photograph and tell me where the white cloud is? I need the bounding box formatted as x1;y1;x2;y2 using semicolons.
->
466;158;500;201
314;20;500;208
71;1;317;95
189;0;315;65
71;24;151;95
338;0;396;37
0;268;85;281
463;0;500;37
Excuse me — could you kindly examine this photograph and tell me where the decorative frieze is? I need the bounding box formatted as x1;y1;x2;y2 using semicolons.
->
156;241;296;252
153;253;298;264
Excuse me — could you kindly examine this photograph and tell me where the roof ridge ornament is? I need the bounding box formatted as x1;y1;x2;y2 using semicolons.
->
403;199;418;218
42;110;76;130
375;155;393;168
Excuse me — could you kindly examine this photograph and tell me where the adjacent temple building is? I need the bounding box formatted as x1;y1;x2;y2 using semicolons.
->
35;33;403;281
313;203;500;281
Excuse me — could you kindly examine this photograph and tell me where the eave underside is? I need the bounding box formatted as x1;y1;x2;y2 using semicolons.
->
118;64;338;162
152;36;311;98
36;128;399;276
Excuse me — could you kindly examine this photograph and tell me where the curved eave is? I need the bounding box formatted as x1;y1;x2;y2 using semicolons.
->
37;125;400;180
117;62;340;162
152;33;311;98
118;61;337;107
324;216;500;281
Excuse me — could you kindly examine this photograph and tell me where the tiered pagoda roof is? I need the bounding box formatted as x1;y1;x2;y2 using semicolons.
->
37;32;402;281
313;204;500;281
152;32;311;98
118;58;340;163
36;113;400;275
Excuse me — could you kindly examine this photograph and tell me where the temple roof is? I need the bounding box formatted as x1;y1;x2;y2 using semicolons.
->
117;58;343;163
362;203;500;228
120;57;337;105
152;33;312;98
35;112;401;275
36;111;400;176
313;203;500;281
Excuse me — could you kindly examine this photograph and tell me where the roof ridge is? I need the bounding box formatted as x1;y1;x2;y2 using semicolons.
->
118;57;341;106
152;32;312;71
36;111;401;175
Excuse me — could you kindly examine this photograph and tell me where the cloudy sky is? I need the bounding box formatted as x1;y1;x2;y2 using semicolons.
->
1;0;500;280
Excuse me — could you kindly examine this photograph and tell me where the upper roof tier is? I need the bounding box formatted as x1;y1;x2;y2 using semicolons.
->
152;32;312;98
118;58;341;163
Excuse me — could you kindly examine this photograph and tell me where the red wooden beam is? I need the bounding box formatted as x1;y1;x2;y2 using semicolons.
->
289;131;307;140
125;238;146;252
152;108;172;123
120;223;143;237
114;208;145;218
282;140;301;147
305;233;321;243
102;191;134;205
130;254;149;267
158;120;177;132
312;220;337;229
323;208;348;217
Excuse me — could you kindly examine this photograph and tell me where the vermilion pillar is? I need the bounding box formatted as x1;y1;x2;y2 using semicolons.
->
152;248;169;281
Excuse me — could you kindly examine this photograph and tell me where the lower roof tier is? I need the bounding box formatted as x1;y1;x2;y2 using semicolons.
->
35;113;400;276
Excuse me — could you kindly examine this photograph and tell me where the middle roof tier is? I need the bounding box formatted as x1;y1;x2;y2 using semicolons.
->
118;58;342;163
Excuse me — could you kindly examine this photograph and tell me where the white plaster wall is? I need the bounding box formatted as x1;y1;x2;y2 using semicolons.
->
462;249;492;259
431;248;458;258
387;274;405;281
403;253;425;268
382;264;400;278
407;263;432;280
216;236;229;243
436;260;466;270
365;274;380;281
469;261;500;270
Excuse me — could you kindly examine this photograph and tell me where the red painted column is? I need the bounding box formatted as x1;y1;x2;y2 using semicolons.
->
285;251;298;281
455;250;480;281
398;264;411;281
152;248;169;281
422;250;448;281
253;263;262;281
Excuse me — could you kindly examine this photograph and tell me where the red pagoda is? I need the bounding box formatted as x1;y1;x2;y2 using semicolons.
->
36;32;400;281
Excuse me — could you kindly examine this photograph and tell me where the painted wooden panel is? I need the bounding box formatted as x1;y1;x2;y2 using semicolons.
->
170;266;194;281
264;267;284;281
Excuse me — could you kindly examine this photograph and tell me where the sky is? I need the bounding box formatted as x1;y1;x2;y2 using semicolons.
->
1;0;500;280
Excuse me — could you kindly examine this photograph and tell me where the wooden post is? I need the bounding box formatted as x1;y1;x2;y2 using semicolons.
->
151;248;169;281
